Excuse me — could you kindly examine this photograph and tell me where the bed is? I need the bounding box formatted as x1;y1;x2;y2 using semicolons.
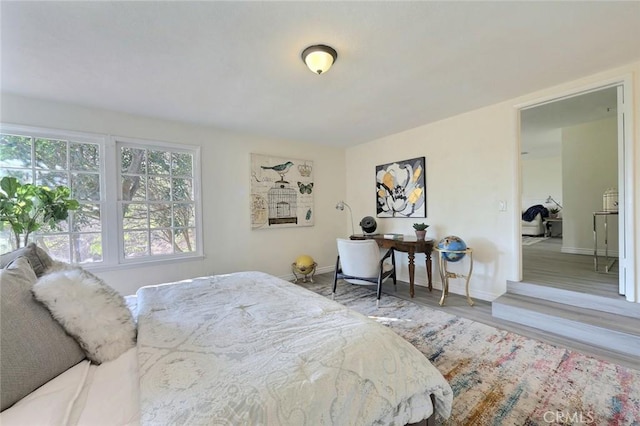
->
1;250;452;426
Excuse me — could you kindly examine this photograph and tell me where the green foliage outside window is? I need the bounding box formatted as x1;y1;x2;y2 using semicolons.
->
0;176;79;248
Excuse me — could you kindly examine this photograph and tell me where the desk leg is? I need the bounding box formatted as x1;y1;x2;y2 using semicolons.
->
425;253;433;291
593;213;598;272
408;250;415;298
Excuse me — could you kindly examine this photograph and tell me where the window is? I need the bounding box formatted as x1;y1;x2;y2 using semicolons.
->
0;129;105;263
118;141;198;260
0;125;201;267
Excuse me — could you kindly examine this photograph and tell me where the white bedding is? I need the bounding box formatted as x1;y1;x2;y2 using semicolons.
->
136;271;452;425
0;347;139;426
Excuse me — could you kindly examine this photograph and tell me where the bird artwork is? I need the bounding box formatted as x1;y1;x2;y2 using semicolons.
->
261;161;294;182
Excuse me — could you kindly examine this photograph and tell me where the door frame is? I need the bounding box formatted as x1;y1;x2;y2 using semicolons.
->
514;74;636;302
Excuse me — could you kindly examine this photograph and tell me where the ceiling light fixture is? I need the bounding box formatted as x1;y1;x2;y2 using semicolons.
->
301;44;337;75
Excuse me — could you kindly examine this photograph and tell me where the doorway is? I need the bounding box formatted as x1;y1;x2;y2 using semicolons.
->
518;79;635;302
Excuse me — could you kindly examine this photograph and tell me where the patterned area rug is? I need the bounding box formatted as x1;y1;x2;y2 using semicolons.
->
522;236;549;246
299;281;640;425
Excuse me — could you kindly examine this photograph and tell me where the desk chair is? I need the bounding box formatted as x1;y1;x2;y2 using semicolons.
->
333;238;396;306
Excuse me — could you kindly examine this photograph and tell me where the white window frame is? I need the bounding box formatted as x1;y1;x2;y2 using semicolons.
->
112;135;203;265
0;123;107;264
0;123;203;270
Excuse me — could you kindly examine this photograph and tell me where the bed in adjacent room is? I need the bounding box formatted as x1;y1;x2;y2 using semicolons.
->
1;248;452;426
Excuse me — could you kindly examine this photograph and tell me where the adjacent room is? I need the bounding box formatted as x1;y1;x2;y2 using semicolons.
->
1;2;639;425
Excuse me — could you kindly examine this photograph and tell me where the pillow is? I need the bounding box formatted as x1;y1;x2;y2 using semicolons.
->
0;257;85;411
32;265;137;365
0;243;53;277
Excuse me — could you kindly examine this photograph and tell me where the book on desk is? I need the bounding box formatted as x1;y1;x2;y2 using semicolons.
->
383;233;404;240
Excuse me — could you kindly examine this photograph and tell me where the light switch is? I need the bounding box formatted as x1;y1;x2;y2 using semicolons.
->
498;200;507;212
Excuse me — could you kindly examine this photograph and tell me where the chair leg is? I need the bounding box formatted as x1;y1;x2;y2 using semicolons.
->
333;256;340;299
391;249;397;290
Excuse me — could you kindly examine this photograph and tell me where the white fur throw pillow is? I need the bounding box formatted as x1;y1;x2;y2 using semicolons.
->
32;266;136;364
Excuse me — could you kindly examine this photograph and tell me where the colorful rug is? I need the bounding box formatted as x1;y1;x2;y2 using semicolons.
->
299;281;640;425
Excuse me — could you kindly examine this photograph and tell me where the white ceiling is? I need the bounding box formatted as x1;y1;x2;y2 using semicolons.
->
1;1;639;148
521;86;619;159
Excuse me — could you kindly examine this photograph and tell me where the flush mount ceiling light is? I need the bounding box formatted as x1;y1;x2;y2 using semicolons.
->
301;44;337;75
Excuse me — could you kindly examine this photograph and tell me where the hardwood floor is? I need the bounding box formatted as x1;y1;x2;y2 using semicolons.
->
522;237;622;299
310;272;638;370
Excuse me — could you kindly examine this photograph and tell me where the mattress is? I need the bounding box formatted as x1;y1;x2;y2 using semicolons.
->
0;347;139;426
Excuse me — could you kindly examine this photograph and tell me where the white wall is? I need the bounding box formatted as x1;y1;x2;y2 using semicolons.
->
346;60;640;302
346;103;517;302
521;156;562;210
562;117;618;255
0;94;347;295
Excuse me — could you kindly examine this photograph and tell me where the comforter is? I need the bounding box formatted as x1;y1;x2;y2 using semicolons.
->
136;271;452;425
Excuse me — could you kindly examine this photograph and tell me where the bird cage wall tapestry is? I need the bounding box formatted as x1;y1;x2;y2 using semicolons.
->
250;153;314;229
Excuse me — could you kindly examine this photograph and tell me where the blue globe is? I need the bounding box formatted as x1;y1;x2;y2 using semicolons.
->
437;235;467;262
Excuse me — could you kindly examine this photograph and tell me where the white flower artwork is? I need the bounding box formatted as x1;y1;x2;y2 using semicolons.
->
376;157;426;218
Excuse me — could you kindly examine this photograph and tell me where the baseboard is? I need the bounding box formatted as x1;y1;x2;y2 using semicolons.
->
561;246;619;257
396;271;501;301
280;265;334;283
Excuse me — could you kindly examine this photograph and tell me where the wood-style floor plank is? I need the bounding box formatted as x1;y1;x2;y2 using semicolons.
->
522;237;622;299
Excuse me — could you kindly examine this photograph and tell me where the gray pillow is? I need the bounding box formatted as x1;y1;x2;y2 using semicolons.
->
0;257;85;411
0;243;53;277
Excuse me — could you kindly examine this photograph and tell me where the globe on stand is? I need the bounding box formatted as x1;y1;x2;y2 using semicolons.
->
291;254;317;283
437;235;467;262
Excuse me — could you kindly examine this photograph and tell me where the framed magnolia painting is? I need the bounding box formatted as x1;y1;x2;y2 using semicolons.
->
250;153;314;229
376;156;426;218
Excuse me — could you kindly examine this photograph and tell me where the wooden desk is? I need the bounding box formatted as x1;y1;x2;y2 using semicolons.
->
350;235;433;298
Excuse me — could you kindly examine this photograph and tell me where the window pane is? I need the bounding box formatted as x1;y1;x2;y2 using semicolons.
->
40;235;71;263
0;230;14;253
39;216;70;233
173;203;195;227
71;204;101;232
0;134;32;168
123;203;148;230
35;138;67;170
121;175;146;201
172;178;192;201
70;142;100;171
124;231;148;259
71;233;103;263
71;173;100;201
0;168;32;183
148;150;171;175
149;204;172;228
150;229;172;255
121;147;146;174
175;228;195;253
37;171;68;187
172;152;192;176
148;177;171;201
117;141;199;261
